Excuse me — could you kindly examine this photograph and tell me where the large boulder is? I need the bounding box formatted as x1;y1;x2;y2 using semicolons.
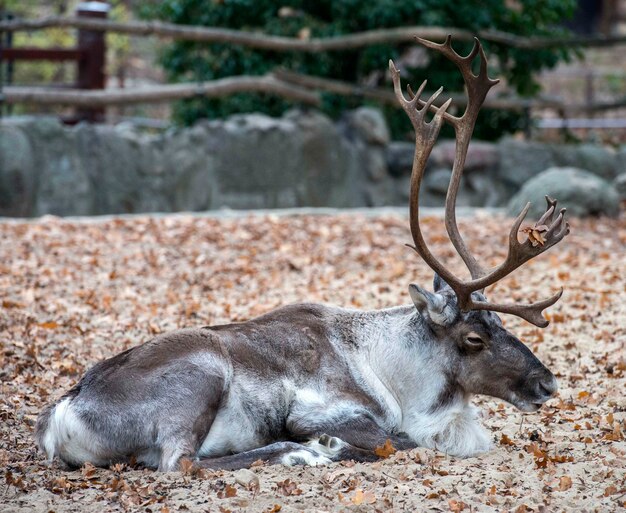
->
199;110;365;209
613;174;626;201
507;167;620;218
0;122;36;216
497;139;620;191
498;138;555;190
386;141;415;177
26;117;94;216
340;107;390;146
431;140;498;171
551;143;618;181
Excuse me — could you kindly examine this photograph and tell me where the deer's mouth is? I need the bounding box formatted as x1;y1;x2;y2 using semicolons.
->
510;401;543;412
509;395;551;412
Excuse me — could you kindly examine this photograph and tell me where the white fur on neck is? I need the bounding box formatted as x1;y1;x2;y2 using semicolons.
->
351;306;493;458
402;398;492;457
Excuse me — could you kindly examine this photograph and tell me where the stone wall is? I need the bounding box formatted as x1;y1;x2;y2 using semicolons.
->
0;109;624;217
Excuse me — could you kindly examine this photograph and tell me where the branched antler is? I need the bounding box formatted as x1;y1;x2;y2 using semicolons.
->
391;36;570;328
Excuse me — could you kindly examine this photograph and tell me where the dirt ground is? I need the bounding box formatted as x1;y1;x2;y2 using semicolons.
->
0;210;624;512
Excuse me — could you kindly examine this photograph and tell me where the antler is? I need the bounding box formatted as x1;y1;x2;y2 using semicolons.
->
390;36;570;328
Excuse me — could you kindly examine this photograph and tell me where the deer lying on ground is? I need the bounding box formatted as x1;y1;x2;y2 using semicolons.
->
37;36;569;472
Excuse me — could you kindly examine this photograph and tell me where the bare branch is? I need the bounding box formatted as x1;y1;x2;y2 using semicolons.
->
2;75;321;107
0;17;624;50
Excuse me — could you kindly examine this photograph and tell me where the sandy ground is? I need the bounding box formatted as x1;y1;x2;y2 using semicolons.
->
0;210;624;512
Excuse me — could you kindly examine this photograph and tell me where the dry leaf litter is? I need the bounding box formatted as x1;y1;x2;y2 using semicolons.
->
0;211;624;512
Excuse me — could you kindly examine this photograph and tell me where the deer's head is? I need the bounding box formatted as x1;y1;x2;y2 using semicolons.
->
410;275;558;411
391;36;569;412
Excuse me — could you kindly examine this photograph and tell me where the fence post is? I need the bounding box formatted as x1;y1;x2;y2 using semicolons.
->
76;1;109;122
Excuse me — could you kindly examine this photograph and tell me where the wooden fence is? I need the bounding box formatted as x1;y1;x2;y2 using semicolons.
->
0;3;109;122
1;3;625;124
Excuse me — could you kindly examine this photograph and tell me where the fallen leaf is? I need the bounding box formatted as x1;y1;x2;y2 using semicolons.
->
179;458;194;475
275;479;301;496
351;489;376;505
500;433;515;446
374;439;397;458
558;476;573;491
38;321;59;329
449;499;467;512
81;462;97;480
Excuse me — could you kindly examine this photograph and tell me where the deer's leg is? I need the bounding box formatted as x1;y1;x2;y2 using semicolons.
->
288;409;416;454
305;433;380;463
194;441;334;470
155;371;225;471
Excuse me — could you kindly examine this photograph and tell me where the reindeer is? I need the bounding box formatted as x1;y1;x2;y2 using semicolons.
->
36;36;570;472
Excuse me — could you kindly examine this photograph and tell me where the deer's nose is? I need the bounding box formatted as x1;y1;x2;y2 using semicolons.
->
537;374;558;398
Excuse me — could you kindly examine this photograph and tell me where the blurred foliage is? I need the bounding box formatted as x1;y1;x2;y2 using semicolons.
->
138;0;577;139
1;0;73;86
107;1;132;81
0;0;130;86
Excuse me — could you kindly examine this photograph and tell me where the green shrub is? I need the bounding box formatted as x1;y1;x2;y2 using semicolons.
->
138;0;576;140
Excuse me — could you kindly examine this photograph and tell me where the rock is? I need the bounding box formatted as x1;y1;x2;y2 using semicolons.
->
613;174;626;200
26;118;94;216
341;107;390;145
551;143;618;181
392;175;442;208
7;108;623;218
507;167;620;218
498;138;555;190
386;141;415;177
0;122;36;216
234;469;260;491
465;170;510;207
425;167;452;195
74;123;145;214
364;148;388;182
164;124;216;212
194;110;368;209
498;139;619;186
431;140;498;171
617;145;626;177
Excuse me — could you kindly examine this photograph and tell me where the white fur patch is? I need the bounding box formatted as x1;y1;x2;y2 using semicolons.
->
404;402;492;458
197;398;262;457
304;436;345;458
294;388;325;408
43;398;109;466
281;449;332;467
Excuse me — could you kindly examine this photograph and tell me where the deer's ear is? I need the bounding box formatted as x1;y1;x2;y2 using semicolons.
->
433;273;452;293
409;283;454;327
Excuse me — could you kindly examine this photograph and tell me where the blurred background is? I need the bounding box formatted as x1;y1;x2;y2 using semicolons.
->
0;0;624;218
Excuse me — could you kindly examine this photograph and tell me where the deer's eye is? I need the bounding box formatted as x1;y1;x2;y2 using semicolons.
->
464;333;485;351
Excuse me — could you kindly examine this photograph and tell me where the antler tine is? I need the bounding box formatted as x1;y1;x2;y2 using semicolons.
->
452;199;570;323
469;288;564;328
406;78;457;125
536;196;558;227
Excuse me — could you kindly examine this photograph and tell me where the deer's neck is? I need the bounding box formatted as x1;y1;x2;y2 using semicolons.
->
343;306;489;456
344;306;461;415
380;308;458;403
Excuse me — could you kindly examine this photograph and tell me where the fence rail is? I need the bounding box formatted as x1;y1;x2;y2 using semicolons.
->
1;17;626;51
4;70;625;117
2;75;321;107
